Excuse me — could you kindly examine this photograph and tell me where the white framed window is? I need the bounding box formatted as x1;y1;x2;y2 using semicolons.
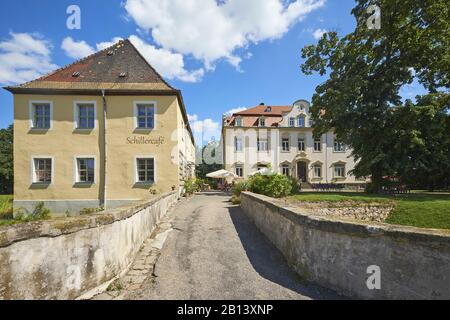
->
235;166;243;177
289;117;295;127
135;157;156;184
309;118;314;127
74;157;95;184
334;140;346;152
235;137;243;152
31;157;53;184
134;101;156;129
313;165;322;178
282;138;290;152
314;138;322;152
334;164;346;178
74;101;96;130
282;165;290;176
258;117;265;127
29;101;52;130
298;137;305;151
297;115;305;127
257;138;268;152
235;117;242;127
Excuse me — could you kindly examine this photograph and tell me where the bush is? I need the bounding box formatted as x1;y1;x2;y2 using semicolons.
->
232;181;248;197
79;207;104;215
247;174;294;198
184;179;200;195
15;202;51;222
231;195;241;204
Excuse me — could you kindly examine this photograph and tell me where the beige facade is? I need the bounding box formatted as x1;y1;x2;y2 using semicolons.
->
223;100;365;186
7;40;195;214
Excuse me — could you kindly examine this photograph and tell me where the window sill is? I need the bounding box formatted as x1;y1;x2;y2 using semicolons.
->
74;128;95;133
134;128;155;133
333;151;346;153
134;182;155;186
73;182;95;188
28;128;50;133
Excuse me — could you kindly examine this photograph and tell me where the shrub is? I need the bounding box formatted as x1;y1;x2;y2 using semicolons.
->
79;207;104;215
184;179;199;195
231;195;241;205
247;174;294;198
15;202;51;222
232;181;248;197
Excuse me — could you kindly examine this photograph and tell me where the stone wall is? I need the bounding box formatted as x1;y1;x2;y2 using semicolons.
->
241;192;450;299
0;191;179;300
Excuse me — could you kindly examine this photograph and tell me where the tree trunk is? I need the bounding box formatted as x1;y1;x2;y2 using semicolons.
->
370;167;383;194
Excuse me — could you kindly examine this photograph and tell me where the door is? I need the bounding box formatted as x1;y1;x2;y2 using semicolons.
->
297;161;307;182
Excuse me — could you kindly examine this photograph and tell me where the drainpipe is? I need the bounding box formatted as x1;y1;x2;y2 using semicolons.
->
101;90;107;208
325;133;329;183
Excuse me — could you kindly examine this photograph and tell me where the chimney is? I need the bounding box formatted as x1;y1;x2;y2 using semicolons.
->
259;102;265;106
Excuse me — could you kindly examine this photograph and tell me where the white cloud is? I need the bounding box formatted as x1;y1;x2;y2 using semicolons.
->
60;35;204;83
129;35;204;82
124;0;325;70
61;37;95;59
312;28;327;40
188;114;198;122
96;37;124;51
0;32;58;85
224;107;247;116
188;115;221;144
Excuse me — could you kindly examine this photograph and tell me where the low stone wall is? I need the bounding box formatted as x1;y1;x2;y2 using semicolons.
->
0;191;179;300
241;192;450;299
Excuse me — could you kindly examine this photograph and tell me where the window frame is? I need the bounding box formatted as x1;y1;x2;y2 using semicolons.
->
297;115;306;128
257;137;268;152
258;117;265;127
298;137;305;151
234;136;243;152
281;137;290;152
313;165;322;178
235;166;243;177
333;164;346;178
29;101;53;130
313;138;322;152
134;101;157;130
235;117;242;127
134;156;156;184
31;156;54;184
289;117;295;127
282;165;290;176
334;139;346;152
73;101;97;130
73;156;96;184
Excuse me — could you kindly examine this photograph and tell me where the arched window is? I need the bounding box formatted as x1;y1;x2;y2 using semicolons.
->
297;115;305;127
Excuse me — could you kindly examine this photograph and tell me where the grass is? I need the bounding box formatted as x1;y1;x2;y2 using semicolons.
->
290;192;450;230
0;195;14;226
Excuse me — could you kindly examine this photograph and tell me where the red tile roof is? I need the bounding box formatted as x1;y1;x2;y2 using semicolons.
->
234;105;292;116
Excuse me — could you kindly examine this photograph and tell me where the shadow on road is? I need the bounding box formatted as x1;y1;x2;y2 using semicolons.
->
227;204;343;300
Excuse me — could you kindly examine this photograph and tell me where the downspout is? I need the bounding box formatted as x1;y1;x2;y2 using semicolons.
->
101;90;107;208
325;133;329;183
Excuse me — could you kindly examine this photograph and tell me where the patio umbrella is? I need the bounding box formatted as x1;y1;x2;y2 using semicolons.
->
206;169;238;179
248;167;277;176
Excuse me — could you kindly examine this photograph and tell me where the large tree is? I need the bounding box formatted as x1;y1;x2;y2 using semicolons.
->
301;0;449;192
0;125;13;194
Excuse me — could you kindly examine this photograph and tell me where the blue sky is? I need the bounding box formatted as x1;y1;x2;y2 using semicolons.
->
0;0;426;144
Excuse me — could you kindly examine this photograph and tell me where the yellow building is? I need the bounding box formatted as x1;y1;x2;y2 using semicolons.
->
5;40;195;214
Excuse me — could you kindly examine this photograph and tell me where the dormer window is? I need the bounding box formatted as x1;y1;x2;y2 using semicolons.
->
289;117;295;127
258;117;265;127
235;117;242;127
297;115;305;127
265;106;272;113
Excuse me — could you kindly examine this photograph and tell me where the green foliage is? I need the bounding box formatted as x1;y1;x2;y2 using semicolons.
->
247;174;294;198
0;125;13;194
14;202;51;222
232;181;248;197
231;195;241;205
79;207;104;215
0;195;13;219
300;0;449;193
184;179;200;195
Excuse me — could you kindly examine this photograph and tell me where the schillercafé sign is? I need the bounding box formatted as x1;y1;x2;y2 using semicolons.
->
126;136;165;146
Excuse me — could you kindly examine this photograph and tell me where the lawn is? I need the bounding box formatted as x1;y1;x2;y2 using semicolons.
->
290;192;450;230
0;195;14;226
